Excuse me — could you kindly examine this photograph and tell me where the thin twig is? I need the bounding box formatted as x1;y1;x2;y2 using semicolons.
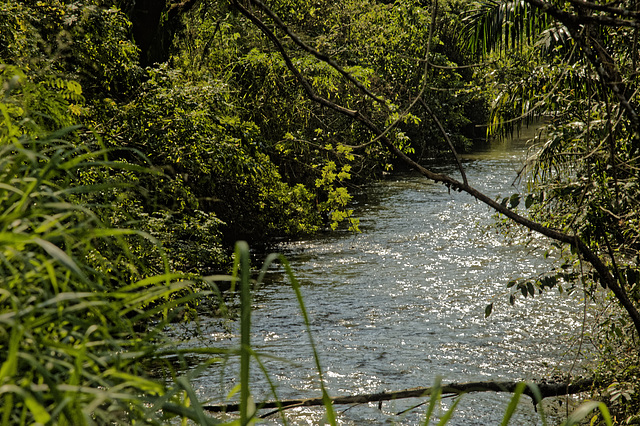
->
418;96;468;186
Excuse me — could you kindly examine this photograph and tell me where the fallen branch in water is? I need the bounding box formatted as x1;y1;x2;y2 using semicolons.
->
202;378;595;414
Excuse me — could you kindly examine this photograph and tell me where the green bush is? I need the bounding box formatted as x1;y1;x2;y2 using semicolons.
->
98;66;320;247
0;0;141;101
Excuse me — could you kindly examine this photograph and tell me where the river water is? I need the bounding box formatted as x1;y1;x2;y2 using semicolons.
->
175;134;591;424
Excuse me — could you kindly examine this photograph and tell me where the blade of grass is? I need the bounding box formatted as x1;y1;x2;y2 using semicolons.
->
436;394;462;426
501;381;526;426
279;254;337;425
33;237;90;284
563;401;612;426
422;377;442;425
526;382;547;425
236;241;253;425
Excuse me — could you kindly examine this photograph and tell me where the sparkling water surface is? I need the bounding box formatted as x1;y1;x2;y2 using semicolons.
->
172;135;591;424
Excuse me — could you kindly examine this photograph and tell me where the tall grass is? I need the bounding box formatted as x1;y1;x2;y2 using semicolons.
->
0;112;229;424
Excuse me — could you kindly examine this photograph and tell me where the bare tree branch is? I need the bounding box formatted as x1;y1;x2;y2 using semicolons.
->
524;0;640;28
418;97;468;186
566;0;640;19
201;378;595;414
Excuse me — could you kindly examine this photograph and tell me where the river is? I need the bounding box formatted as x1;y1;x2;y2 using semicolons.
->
174;132;591;424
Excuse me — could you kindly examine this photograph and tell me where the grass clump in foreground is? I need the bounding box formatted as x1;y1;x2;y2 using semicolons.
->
0;114;228;423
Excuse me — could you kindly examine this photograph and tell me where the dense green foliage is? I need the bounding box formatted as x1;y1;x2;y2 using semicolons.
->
1;0;490;273
95;65;320;249
0;73;225;423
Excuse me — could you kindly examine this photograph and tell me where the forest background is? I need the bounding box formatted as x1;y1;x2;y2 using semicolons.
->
1;0;639;424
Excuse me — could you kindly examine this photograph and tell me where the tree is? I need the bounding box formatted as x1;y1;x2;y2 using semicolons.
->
463;0;640;332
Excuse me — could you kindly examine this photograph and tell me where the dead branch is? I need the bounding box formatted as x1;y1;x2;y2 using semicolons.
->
202;378;595;413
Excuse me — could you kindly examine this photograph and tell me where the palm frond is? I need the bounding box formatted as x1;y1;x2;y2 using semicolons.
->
461;0;552;58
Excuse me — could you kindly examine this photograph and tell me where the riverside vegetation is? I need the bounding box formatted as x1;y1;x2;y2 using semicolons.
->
0;0;638;424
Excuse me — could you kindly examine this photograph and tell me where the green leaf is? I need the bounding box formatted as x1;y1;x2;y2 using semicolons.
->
485;303;493;318
520;284;528;297
509;194;520;209
25;395;52;425
34;237;90;284
227;384;242;400
525;194;534;209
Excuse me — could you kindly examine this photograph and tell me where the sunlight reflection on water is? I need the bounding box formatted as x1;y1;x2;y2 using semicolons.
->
172;136;593;424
